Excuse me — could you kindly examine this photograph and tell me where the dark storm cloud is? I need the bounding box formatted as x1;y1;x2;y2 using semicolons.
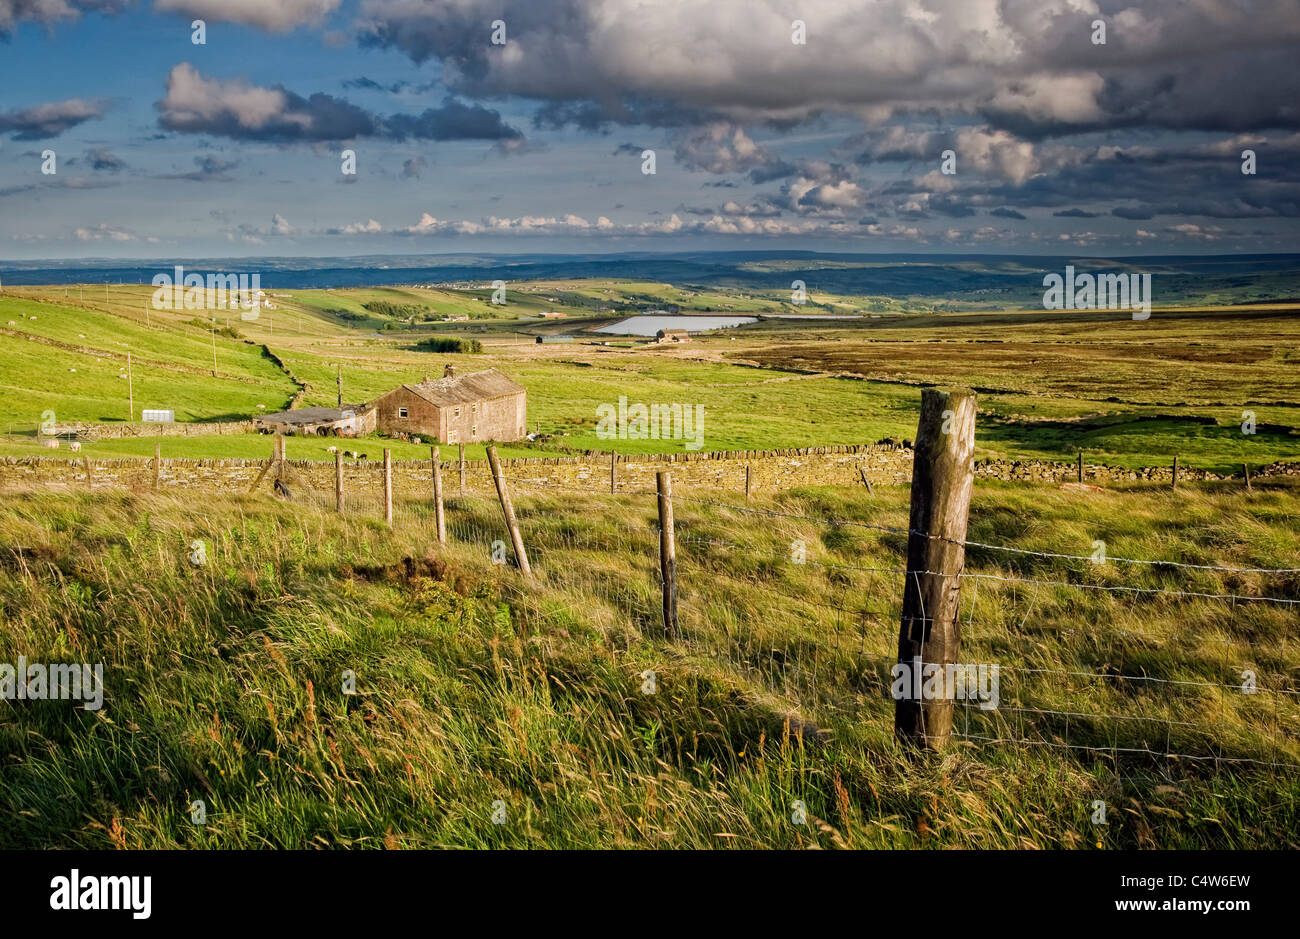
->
384;99;521;142
0;98;108;139
157;64;522;143
355;0;1300;137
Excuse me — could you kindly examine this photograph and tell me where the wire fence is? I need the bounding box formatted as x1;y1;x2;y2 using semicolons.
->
54;448;1300;773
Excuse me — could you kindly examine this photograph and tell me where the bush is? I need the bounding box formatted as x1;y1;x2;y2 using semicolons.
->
415;338;483;353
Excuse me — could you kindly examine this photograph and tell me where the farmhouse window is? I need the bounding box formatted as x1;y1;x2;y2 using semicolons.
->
448;430;458;442
455;407;461;417
398;407;408;418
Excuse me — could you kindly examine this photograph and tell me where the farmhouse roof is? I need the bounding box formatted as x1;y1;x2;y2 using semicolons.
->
657;328;690;338
260;405;364;425
403;368;525;407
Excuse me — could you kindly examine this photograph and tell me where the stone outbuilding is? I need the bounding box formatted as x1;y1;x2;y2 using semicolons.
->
257;405;376;437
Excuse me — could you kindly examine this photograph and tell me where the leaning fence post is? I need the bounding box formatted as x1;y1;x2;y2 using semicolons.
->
486;445;531;576
657;471;678;637
335;450;344;514
248;437;278;493
383;448;393;526
895;387;977;751
431;445;446;544
153;440;161;491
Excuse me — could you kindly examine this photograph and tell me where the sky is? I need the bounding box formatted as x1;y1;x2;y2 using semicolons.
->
1;0;1299;260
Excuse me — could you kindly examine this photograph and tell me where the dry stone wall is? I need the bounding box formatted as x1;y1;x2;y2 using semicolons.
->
0;447;1291;497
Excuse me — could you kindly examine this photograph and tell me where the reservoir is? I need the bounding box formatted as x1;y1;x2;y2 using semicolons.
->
596;314;758;336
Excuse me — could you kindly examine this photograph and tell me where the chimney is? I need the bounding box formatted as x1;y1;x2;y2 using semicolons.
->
444;362;456;379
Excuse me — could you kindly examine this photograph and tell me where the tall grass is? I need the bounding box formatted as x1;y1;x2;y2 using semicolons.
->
1;478;1297;848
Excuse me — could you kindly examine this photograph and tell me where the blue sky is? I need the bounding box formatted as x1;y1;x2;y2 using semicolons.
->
2;0;1299;259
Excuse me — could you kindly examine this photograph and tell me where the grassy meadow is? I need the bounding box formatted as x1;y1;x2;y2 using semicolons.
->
1;279;1298;850
1;475;1297;848
1;283;1298;473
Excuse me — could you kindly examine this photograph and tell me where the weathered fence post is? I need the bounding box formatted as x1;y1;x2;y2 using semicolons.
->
383;448;393;526
458;442;466;494
858;466;874;493
1244;463;1252;492
486;445;531;576
335;450;344;514
745;464;752;501
431;445;446;544
83;456;92;489
153;440;161;491
611;449;617;494
657;471;678;637
1077;451;1084;483
1172;455;1179;490
895;388;977;751
248;437;279;493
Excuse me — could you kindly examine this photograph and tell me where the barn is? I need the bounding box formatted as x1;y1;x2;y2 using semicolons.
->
656;328;690;343
370;364;527;444
257;405;376;437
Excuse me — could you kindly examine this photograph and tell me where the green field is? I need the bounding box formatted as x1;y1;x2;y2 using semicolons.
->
1;476;1296;848
2;284;1299;474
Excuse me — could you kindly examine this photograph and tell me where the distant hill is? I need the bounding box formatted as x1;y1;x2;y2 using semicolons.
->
3;251;1299;306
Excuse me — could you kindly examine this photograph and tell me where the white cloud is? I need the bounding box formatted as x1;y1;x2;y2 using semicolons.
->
155;0;339;32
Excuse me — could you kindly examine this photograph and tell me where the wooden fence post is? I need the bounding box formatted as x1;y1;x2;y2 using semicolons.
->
611;449;617;494
459;442;466;494
383;448;393;526
745;464;752;501
153;440;161;491
335;450;344;514
1172;455;1179;490
1077;451;1084;483
657;471;678;637
858;466;874;493
431;445;446;544
248;437;279;493
83;456;93;489
1244;463;1252;492
895;388;977;751
486;445;531;576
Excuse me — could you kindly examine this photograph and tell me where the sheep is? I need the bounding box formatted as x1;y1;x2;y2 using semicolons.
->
43;439;60;449
69;441;82;452
327;445;338;453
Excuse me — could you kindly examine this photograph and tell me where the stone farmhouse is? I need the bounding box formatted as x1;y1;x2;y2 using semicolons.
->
369;364;527;444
